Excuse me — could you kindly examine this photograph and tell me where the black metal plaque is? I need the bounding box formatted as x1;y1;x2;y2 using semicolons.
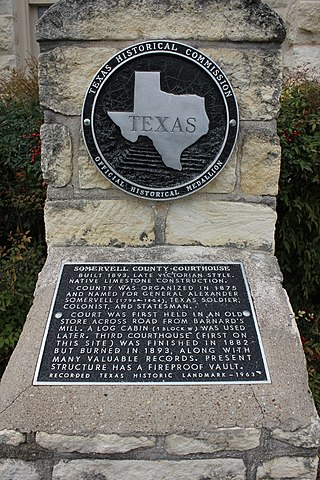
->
34;264;270;385
82;41;238;200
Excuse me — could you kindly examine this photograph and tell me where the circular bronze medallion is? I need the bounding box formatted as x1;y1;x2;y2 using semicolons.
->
82;41;239;200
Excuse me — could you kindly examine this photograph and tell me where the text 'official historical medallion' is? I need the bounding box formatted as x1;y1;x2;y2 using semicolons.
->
82;41;239;200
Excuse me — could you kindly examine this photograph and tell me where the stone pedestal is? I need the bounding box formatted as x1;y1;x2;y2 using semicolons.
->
0;246;319;480
0;1;318;479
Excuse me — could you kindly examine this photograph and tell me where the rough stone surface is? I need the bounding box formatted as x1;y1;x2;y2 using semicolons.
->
0;246;317;437
78;154;112;190
37;0;285;43
287;1;320;45
256;455;319;480
164;428;260;454
284;45;320;74
202;148;237;194
0;429;25;446
39;47;117;115
0;15;14;53
265;0;320;76
78;137;113;190
202;47;282;121
41;123;73;187
36;432;156;454
165;200;277;251
0;459;40;480
44;200;155;246
0;0;13;15
52;458;246;480
271;418;320;448
264;0;289;9
241;132;281;196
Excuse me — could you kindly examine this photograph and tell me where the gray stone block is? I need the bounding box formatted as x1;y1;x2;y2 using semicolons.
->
36;432;156;454
0;460;40;480
256;455;319;480
40;124;72;188
36;0;286;43
164;428;261;454
52;458;246;480
0;429;26;446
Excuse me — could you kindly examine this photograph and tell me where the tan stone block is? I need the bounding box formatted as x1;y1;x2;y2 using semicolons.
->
165;428;260;454
0;15;14;53
39;46;117;115
78;137;113;190
41;124;73;187
45;199;155;247
284;45;320;76
53;459;246;480
256;455;319;480
36;432;156;454
241;132;281;195
78;155;113;190
37;0;285;44
39;44;281;120
202;148;237;194
165;199;276;250
202;47;282;121
287;1;320;45
263;0;288;11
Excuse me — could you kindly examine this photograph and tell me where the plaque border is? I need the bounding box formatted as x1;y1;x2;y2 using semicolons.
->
82;41;239;200
34;262;270;386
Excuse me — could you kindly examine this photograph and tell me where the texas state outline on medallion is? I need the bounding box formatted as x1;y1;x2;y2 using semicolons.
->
108;71;209;171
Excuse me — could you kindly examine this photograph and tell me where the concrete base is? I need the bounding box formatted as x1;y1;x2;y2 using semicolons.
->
0;246;319;480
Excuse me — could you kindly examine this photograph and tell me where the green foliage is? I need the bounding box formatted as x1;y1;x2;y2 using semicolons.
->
275;72;320;413
0;60;45;244
296;311;320;412
0;231;46;374
275;73;320;310
0;61;46;375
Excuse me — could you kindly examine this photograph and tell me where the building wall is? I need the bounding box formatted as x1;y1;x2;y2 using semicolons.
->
265;0;320;75
0;0;58;71
0;0;16;70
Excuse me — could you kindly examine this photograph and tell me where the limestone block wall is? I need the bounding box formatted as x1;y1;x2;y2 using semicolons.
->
265;0;320;74
0;426;319;480
0;0;15;70
37;0;285;252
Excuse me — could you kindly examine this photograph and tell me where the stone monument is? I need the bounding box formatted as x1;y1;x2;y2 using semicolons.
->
0;1;319;479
